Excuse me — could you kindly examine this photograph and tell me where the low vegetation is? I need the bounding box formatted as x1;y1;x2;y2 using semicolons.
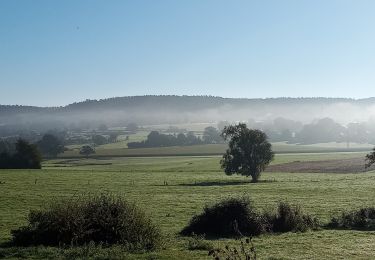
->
328;207;375;230
181;197;267;237
181;197;318;238
185;233;213;251
208;237;257;260
2;154;375;259
11;194;162;251
270;202;319;232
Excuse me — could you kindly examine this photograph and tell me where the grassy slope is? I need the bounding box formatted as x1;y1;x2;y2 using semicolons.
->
1;153;375;259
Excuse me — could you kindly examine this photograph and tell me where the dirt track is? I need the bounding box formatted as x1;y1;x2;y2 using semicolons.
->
266;157;375;173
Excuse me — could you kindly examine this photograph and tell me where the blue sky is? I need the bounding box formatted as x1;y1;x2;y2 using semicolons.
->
1;0;375;106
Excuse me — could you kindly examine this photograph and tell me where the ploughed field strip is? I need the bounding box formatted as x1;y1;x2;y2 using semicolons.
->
266;157;375;173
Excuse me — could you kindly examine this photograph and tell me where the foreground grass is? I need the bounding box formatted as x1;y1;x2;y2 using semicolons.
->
1;153;375;259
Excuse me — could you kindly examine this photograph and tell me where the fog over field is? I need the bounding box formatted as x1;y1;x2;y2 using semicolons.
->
2;96;375;128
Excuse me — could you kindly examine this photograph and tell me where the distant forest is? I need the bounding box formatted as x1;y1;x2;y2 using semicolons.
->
2;96;375;126
2;95;375;145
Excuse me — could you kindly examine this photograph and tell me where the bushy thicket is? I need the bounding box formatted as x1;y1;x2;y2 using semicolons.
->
270;202;319;232
11;194;162;251
181;197;268;237
328;207;375;230
181;197;318;238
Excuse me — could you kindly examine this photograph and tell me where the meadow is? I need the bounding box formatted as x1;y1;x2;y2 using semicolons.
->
1;152;375;259
62;141;373;158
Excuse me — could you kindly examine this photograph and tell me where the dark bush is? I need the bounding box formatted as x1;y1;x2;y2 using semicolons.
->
180;197;269;237
270;202;319;232
328;207;375;230
181;198;319;238
11;194;162;251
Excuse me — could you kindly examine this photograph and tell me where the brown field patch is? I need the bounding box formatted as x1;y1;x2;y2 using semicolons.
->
266;157;375;173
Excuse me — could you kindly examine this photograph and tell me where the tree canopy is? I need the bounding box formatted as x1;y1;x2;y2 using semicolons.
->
0;139;41;169
220;123;274;182
127;131;203;148
79;145;95;157
203;126;223;144
37;134;65;157
92;135;108;146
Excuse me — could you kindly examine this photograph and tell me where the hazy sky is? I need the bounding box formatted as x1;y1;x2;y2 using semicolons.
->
1;0;375;106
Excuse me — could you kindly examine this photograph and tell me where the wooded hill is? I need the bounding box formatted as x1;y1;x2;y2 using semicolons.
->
1;96;375;126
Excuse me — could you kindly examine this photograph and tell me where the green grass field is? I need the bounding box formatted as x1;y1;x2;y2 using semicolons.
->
1;153;375;259
62;141;373;158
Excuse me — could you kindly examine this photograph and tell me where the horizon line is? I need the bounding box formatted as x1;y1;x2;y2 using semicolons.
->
1;95;375;108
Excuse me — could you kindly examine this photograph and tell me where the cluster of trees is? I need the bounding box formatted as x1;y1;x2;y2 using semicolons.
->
128;131;202;148
128;127;223;148
91;133;120;146
36;134;65;157
0;139;41;169
0;132;67;169
246;117;375;145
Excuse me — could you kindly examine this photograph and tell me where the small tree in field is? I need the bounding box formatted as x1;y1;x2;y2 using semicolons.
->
365;147;375;169
79;145;95;158
221;123;274;183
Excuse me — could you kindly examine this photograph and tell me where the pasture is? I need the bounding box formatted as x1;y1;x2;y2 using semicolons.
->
61;141;373;158
1;152;375;259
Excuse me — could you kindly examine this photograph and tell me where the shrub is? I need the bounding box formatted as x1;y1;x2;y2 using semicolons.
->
270;202;319;232
180;197;269;237
181;198;319;238
11;194;162;251
328;207;375;230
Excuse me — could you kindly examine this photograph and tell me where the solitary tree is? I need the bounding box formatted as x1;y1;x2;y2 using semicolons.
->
220;123;274;182
79;145;95;158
